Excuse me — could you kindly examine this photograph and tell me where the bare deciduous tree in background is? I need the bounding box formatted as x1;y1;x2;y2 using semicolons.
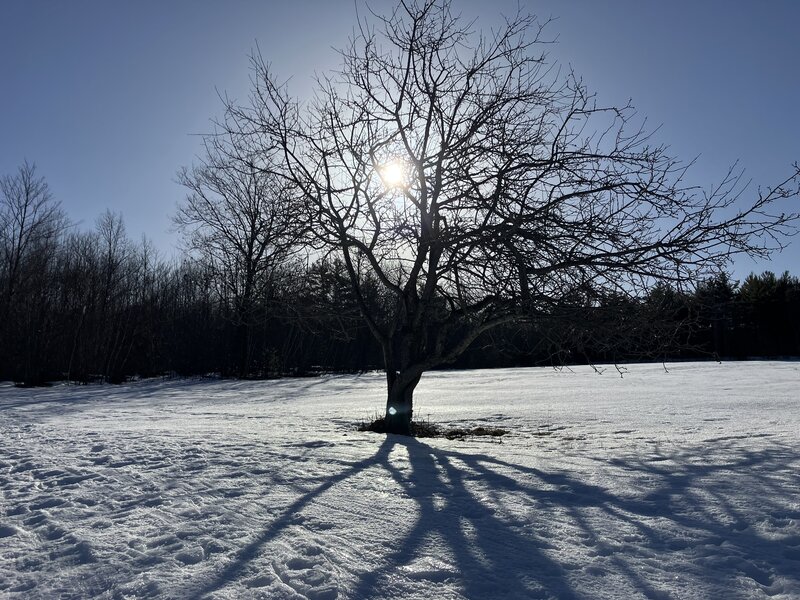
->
222;0;799;434
0;161;69;383
1;161;67;313
176;132;300;376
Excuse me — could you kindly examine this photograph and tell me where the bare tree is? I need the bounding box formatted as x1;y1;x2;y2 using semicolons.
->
176;131;300;376
0;161;69;383
0;161;67;312
224;0;799;433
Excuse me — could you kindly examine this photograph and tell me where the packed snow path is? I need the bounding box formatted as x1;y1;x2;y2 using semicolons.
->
1;361;799;599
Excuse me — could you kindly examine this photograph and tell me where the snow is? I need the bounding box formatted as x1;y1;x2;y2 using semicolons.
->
1;361;799;599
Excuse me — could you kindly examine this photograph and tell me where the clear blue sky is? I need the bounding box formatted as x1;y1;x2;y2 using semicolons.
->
2;1;798;281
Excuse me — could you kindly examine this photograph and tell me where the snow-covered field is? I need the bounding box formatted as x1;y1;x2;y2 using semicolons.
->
1;361;799;599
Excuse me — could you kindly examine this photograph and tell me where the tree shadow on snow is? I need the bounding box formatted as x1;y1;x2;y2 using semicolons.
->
195;434;800;599
349;436;582;599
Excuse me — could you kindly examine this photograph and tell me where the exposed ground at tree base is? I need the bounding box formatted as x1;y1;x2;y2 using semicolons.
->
357;417;508;439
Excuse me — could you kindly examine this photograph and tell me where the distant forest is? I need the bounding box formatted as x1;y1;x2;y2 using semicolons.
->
2;162;799;386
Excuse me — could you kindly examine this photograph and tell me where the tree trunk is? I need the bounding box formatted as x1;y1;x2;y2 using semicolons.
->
384;369;421;436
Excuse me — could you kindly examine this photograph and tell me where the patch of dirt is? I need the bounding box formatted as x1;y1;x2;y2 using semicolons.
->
357;417;508;440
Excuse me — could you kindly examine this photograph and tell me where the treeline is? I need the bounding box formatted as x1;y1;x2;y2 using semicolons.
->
2;162;798;385
0;212;380;385
0;162;379;385
452;271;800;369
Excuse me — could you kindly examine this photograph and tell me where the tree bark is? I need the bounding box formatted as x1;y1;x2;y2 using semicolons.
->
383;365;422;436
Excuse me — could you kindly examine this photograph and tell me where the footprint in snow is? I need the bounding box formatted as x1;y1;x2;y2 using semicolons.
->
275;544;338;599
246;574;274;588
175;546;205;565
29;497;68;510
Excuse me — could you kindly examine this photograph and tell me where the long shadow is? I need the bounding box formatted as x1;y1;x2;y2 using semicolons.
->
1;374;373;412
0;377;210;411
194;435;581;598
372;440;800;598
193;436;399;598
347;439;680;598
193;434;800;598
0;387;104;411
350;437;580;599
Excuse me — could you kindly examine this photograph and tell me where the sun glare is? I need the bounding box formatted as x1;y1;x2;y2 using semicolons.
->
379;160;407;188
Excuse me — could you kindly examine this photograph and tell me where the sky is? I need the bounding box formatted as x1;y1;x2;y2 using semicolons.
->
2;0;799;281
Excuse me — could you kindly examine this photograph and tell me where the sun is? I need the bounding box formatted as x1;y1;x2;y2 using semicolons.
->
379;159;407;188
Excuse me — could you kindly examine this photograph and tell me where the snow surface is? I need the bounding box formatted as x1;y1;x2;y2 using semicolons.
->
1;361;799;599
